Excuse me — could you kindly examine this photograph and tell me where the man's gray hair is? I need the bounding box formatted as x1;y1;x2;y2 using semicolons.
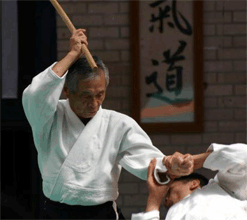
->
65;56;109;93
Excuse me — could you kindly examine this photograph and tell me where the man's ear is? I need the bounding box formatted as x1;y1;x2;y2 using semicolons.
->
190;179;201;191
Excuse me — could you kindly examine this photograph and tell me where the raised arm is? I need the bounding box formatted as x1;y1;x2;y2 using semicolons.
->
52;29;88;77
22;29;88;133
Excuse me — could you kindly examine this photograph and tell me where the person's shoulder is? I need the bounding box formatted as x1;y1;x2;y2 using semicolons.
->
102;108;137;124
101;108;130;120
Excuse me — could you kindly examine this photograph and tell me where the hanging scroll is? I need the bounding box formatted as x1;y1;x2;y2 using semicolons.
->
130;0;204;133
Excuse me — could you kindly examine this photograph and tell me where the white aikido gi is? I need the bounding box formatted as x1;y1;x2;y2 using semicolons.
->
131;143;247;220
22;63;167;206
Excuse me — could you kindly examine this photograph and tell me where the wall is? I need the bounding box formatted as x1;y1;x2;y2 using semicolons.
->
56;0;246;218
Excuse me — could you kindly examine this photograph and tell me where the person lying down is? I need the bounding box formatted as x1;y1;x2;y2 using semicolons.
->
131;143;247;220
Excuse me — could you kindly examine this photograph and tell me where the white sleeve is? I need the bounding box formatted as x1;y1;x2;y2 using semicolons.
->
22;62;67;132
203;143;247;200
117;116;167;181
131;210;160;220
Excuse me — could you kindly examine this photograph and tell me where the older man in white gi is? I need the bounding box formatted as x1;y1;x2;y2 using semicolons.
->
22;29;193;219
131;143;247;220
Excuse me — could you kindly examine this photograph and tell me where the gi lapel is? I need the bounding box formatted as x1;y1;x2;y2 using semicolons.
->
49;105;103;199
62;105;103;173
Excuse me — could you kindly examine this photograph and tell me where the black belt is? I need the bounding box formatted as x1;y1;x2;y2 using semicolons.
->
42;196;126;219
44;197;113;211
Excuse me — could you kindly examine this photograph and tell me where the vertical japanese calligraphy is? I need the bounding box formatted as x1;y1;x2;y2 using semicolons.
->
140;0;194;123
149;0;192;35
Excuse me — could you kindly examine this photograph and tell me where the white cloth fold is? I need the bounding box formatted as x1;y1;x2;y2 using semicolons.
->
154;158;169;185
132;210;159;220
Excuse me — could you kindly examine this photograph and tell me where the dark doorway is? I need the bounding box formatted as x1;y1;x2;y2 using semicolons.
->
1;1;57;218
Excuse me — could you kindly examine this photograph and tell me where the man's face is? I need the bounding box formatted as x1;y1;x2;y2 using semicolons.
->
65;69;106;119
164;180;192;208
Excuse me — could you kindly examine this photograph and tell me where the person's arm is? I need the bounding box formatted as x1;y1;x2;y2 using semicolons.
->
131;159;168;220
22;63;66;132
52;51;80;77
192;151;212;170
203;143;247;200
115;115;165;181
146;159;171;212
52;29;88;77
117;115;195;182
22;29;88;132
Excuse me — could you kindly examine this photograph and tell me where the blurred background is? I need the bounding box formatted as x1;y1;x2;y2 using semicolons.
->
1;0;246;219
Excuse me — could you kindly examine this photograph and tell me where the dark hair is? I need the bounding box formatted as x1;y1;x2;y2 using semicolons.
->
174;173;209;188
65;55;109;93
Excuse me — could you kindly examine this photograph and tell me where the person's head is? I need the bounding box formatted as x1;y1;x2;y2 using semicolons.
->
64;56;109;119
164;173;208;208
